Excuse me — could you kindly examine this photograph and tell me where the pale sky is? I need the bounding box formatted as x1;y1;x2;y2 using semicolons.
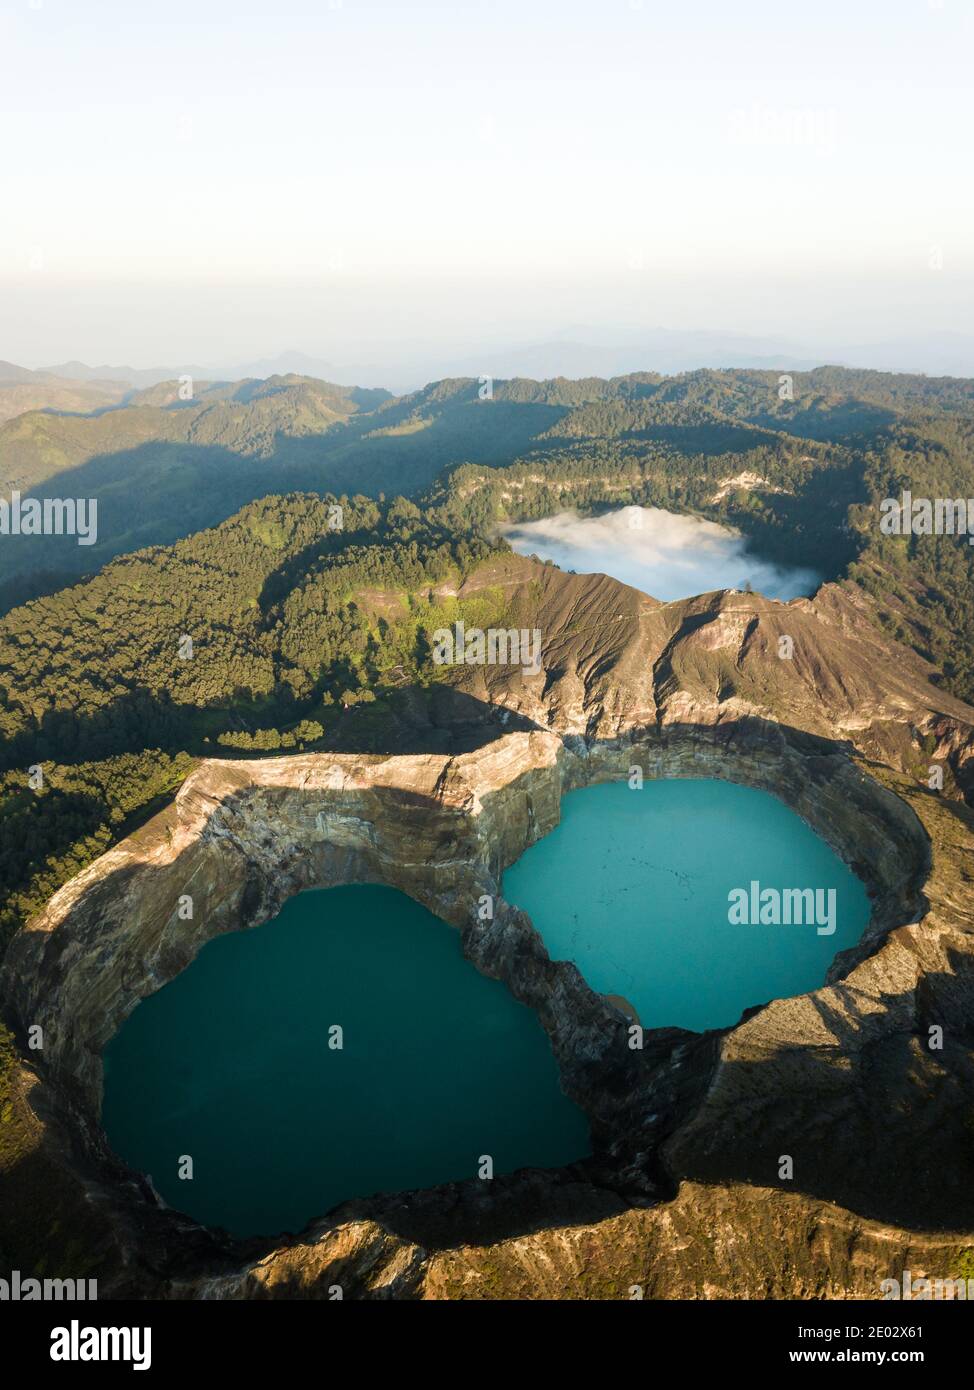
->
1;0;972;368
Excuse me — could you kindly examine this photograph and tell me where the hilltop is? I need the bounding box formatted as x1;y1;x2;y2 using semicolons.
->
3;362;974;617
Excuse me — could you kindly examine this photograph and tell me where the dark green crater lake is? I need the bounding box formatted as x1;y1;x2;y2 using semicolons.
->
503;779;872;1033
102;884;590;1238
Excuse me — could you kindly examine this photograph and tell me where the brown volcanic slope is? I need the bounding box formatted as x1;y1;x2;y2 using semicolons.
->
2;558;974;1299
449;556;974;768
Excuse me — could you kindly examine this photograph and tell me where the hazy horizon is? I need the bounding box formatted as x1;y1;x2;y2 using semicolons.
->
3;0;972;374
10;316;974;395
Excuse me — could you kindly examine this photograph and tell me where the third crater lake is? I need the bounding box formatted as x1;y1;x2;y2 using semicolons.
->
503;505;820;601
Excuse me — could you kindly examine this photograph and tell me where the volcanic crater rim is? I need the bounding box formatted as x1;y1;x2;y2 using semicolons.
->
0;728;935;1266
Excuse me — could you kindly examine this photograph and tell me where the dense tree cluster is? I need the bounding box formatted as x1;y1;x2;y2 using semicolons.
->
847;414;974;697
0;492;499;949
0;1021;14;1105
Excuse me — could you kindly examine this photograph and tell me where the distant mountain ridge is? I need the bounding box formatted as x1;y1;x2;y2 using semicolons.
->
28;326;974;393
41;352;369;391
0;361;131;425
32;334;820;393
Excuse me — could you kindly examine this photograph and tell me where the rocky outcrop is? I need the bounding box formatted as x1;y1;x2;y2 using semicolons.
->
3;564;974;1298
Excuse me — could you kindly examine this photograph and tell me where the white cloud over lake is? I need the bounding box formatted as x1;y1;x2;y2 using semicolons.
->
502;506;819;603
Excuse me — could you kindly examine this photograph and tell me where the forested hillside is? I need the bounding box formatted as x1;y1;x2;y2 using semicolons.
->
0;493;504;950
4;363;974;610
0;361;130;426
4;363;974;956
848;413;974;699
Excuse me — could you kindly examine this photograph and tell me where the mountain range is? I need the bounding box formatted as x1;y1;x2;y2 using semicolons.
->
9;325;974;398
2;361;973;613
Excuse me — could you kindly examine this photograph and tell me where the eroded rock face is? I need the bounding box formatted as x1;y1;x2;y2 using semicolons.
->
3;567;974;1299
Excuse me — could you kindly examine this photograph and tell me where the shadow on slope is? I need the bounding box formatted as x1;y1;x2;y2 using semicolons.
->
666;947;974;1233
0;399;566;612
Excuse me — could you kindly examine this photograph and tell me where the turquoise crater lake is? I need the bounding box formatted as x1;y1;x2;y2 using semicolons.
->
503;779;871;1033
102;884;589;1238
